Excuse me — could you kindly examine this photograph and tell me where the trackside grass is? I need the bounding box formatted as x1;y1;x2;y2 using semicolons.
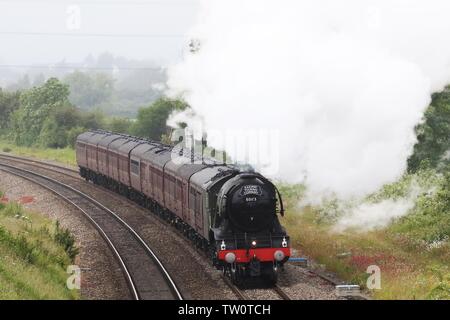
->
0;192;79;299
0;139;76;167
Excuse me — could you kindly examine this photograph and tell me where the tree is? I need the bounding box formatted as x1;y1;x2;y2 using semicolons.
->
106;117;133;134
38;105;84;148
20;77;70;110
131;97;188;141
79;109;106;130
0;89;21;133
66;126;86;148
408;86;450;173
38;116;68;148
10;78;71;146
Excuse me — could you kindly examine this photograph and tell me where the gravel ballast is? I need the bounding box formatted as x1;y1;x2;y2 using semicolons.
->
0;158;346;300
0;171;130;300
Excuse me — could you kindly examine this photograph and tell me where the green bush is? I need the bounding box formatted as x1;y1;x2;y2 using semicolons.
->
0;226;37;264
106;117;133;134
389;171;450;244
54;221;79;261
66;126;86;148
131;97;188;141
38;117;68;148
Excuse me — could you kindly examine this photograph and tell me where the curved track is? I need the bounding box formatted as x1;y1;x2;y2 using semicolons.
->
0;153;79;177
0;153;290;300
0;153;360;300
0;161;183;300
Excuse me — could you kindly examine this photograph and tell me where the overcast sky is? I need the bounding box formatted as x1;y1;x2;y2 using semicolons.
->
0;0;201;66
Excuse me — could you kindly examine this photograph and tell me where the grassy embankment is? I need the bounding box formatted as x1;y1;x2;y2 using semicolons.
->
280;169;450;300
0;191;79;299
0;139;76;167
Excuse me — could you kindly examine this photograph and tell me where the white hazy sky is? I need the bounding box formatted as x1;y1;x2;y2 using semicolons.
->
0;0;201;65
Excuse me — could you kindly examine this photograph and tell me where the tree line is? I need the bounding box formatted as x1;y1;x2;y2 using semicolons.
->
0;78;187;149
0;77;448;173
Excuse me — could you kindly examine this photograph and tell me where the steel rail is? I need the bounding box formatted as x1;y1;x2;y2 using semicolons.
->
0;162;183;300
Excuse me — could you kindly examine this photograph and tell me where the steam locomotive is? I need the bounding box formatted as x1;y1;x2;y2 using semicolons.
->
76;130;290;284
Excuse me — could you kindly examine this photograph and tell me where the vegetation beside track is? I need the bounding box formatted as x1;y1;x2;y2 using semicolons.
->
280;86;449;300
280;169;450;300
0;191;79;299
0;139;76;167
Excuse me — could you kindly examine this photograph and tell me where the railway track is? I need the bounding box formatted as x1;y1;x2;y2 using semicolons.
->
0;153;354;300
0;153;80;178
0;162;183;301
273;285;292;300
222;277;251;300
222;277;292;300
0;153;292;300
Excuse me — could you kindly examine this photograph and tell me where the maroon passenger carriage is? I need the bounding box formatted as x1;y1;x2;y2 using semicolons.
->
76;130;290;284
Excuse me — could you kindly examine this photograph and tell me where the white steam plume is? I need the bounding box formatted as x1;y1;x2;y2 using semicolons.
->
336;199;415;231
167;0;450;210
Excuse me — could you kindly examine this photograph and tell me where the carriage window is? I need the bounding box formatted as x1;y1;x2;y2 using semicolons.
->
130;160;139;176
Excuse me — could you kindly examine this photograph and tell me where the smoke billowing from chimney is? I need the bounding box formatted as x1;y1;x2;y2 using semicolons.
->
167;1;450;215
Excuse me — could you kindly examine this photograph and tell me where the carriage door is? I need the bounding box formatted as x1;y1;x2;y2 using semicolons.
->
182;181;188;221
195;191;203;233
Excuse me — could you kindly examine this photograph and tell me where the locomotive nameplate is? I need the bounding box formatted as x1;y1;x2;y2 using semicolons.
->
240;185;262;196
